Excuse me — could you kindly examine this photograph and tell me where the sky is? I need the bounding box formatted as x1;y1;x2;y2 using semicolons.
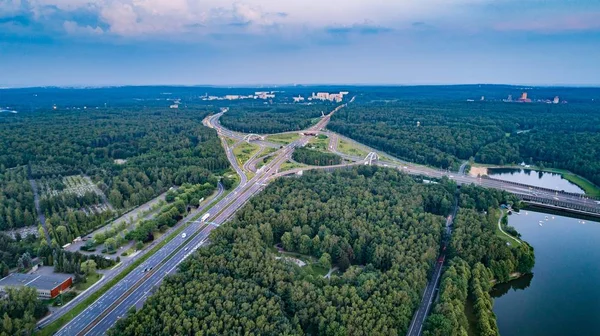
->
1;0;600;87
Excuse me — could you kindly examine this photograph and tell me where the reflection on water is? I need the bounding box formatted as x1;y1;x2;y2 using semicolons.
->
488;168;584;194
491;273;533;298
492;210;600;336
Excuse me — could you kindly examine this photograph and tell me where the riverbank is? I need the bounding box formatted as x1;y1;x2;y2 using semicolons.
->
469;163;600;197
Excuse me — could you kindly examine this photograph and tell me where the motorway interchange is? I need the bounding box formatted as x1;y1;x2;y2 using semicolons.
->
49;102;600;336
51;105;336;336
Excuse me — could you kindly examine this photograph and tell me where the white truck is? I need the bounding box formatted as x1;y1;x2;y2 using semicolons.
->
200;213;210;223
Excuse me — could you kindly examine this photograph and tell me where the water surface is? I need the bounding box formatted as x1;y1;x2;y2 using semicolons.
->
488;168;584;194
492;211;600;336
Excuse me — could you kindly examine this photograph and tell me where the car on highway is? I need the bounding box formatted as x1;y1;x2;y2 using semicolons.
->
181;233;187;238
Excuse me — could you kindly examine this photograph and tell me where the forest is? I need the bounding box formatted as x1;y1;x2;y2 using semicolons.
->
220;105;327;133
424;184;534;336
292;147;342;166
0;167;37;231
109;167;457;335
329;101;600;186
0;232;40;270
0;287;48;336
0;107;229;243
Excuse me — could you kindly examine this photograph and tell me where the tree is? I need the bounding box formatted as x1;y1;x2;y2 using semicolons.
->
104;238;117;252
135;241;144;251
281;232;293;251
80;260;97;276
109;190;124;208
319;253;331;269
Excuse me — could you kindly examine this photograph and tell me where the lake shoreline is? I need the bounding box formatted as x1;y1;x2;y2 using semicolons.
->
469;163;599;196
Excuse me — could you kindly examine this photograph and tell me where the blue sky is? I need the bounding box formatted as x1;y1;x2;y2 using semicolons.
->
1;0;600;87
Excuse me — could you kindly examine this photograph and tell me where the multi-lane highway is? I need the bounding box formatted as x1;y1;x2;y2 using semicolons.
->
51;100;599;336
54;104;341;336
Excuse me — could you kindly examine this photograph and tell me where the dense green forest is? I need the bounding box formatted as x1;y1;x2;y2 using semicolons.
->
292;147;342;166
329;101;600;186
125;183;216;243
0;167;37;230
424;185;534;336
220;105;326;133
0;107;229;242
110;167;457;335
0;287;49;336
0;232;40;270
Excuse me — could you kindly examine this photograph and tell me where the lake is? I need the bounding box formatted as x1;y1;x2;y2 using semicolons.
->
488;168;584;194
492;210;600;336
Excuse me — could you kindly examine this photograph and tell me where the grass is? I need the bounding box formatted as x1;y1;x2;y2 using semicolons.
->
255;148;278;170
543;168;600;197
75;273;102;291
224;137;237;147
303;264;329;277
38;185;233;336
280;160;307;172
338;139;368;158
256;155;275;170
266;133;300;145
308;135;329;151
233;142;261;166
494;210;521;247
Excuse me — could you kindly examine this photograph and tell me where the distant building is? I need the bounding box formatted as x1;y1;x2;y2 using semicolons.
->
481;96;485;101
169;104;179;109
293;96;305;103
553;96;560;104
0;273;73;299
518;92;532;103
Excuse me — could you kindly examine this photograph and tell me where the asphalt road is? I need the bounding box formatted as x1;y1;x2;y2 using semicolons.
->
50;183;224;334
53;101;598;335
406;256;445;336
55;106;338;336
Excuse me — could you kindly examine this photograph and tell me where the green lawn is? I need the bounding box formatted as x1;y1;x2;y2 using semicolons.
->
233;142;261;166
266;133;300;145
543;168;600;197
224;137;237;147
494;210;521;247
308;135;329;151
75;273;102;291
303;264;329;277
338;139;368;158
280;160;307;172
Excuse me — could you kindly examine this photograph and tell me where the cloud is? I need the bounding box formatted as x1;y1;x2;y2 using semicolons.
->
63;20;103;35
494;12;600;33
326;23;393;36
3;0;600;42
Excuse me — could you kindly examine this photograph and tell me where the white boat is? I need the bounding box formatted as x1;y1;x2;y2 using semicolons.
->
539;222;543;226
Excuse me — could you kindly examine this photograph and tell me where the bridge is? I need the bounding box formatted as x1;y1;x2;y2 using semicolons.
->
365;152;379;165
243;133;263;142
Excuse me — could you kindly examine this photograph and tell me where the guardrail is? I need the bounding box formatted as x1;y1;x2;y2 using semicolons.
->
482;176;599;200
516;194;600;216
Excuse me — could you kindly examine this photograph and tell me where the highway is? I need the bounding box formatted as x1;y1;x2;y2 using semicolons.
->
38;184;223;330
53;100;599;335
54;104;342;336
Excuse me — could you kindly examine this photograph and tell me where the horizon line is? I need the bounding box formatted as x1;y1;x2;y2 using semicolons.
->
2;83;600;89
